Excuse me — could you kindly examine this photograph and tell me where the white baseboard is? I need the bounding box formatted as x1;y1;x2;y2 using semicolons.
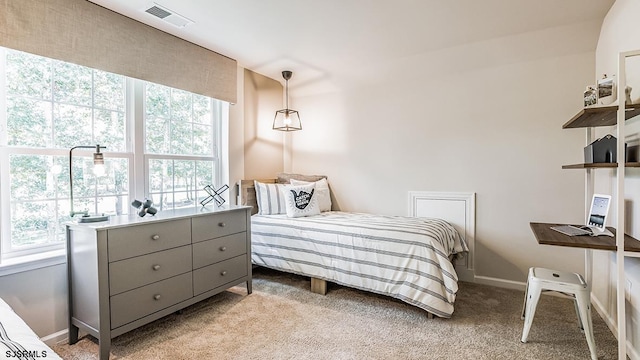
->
473;275;527;291
41;329;68;346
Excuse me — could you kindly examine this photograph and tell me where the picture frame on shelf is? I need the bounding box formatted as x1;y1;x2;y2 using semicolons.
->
597;75;615;105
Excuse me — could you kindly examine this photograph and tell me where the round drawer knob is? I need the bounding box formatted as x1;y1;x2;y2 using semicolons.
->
151;234;160;240
218;222;226;227
219;246;227;252
152;264;161;271
153;294;161;301
220;271;227;276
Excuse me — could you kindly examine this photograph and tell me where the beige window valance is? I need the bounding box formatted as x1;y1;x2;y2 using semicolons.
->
0;0;237;104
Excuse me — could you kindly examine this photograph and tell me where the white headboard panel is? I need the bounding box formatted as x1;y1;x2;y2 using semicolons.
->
408;191;476;282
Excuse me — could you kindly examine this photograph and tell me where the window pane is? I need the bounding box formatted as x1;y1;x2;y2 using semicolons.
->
97;158;129;197
144;82;214;156
146;83;170;118
170;120;192;154
73;154;129;207
6;97;52;147
148;159;210;210
10;155;51;201
171;89;191;123
195;161;214;189
6;50;51;99
8;153;71;250
149;159;173;193
53;61;92;107
146;117;169;154
54;104;93;148
195;161;215;205
193;124;212;155
11;200;65;249
95;109;125;152
193;94;212;124
94;71;125;112
173;160;195;193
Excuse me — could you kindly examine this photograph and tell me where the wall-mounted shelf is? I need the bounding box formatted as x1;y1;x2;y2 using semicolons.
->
530;222;640;253
562;162;640;169
562;104;640;129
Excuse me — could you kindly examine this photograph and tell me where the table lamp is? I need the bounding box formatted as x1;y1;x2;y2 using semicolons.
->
69;144;109;223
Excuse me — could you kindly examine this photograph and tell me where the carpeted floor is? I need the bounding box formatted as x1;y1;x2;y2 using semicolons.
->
53;267;618;359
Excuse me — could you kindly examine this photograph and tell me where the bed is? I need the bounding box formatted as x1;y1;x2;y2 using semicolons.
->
0;298;62;359
238;174;473;318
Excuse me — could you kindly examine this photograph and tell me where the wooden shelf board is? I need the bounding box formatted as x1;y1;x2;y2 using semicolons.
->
562;104;640;129
530;222;640;253
562;162;640;169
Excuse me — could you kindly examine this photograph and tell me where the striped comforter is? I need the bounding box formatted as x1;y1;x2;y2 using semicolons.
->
251;211;469;318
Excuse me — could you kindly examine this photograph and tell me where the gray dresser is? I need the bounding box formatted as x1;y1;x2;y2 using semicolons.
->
66;206;252;360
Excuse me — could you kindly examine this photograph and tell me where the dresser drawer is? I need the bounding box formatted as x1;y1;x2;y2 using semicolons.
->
109;245;192;295
110;273;192;329
193;255;247;296
108;219;191;261
192;232;247;269
192;211;246;243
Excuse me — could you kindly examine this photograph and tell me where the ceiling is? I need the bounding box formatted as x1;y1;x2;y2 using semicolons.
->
88;0;614;96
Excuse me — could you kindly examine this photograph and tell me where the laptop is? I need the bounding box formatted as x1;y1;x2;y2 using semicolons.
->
551;194;614;237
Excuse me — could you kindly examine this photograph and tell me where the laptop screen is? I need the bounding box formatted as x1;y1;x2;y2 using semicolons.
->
588;194;611;230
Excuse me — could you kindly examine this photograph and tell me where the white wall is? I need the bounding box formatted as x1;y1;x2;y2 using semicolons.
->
288;22;605;284
591;0;640;357
0;264;67;340
242;69;285;179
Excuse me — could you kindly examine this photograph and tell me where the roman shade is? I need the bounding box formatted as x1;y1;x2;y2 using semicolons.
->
0;0;237;104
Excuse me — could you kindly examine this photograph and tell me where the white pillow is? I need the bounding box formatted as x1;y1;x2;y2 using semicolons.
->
284;183;321;218
254;181;287;215
290;178;332;212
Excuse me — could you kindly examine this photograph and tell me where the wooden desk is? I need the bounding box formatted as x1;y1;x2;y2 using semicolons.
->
531;222;640;360
530;222;640;253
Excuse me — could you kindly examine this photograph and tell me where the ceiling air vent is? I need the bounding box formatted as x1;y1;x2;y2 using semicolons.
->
143;3;193;28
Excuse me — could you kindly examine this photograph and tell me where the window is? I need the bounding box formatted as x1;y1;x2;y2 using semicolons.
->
0;47;226;263
144;83;220;211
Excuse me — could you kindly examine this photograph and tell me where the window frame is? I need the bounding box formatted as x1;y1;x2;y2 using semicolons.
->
142;83;222;212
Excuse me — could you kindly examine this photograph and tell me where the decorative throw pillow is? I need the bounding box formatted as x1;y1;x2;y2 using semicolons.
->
290;178;332;212
254;181;287;215
284;183;321;218
277;173;326;184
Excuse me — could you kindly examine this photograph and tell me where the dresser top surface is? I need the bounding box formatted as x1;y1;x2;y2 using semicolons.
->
66;205;250;231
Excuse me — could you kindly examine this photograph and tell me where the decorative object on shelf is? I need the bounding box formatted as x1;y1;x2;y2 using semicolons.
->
200;184;229;207
597;74;615;105
583;86;597;107
131;199;158;217
584;134;626;163
625;85;633;105
69;144;109;223
273;70;302;131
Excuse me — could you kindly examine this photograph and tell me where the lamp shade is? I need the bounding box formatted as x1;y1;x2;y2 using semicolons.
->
273;109;302;131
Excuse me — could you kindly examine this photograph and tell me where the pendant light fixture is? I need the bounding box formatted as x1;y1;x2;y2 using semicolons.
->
273;70;302;131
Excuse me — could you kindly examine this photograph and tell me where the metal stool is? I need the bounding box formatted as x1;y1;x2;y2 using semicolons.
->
521;267;597;360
